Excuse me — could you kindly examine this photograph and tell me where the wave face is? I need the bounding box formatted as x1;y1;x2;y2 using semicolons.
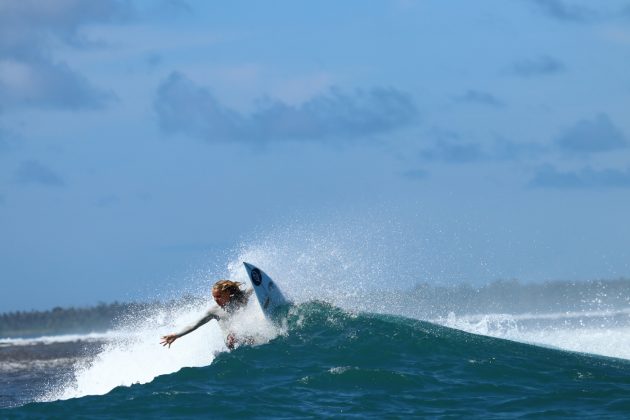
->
9;302;630;418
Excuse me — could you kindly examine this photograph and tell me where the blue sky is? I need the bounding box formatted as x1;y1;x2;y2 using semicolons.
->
1;0;630;311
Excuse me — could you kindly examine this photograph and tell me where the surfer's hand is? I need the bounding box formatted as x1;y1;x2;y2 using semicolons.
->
160;334;178;348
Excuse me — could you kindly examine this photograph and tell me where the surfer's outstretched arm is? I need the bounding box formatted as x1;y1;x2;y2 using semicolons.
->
160;311;219;348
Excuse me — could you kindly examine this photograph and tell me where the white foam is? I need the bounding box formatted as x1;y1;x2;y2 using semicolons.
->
0;358;78;373
0;332;118;346
510;326;630;360
437;310;630;360
42;297;280;402
439;307;630;323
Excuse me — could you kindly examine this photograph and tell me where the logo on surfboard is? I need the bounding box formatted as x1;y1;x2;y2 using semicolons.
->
251;268;262;286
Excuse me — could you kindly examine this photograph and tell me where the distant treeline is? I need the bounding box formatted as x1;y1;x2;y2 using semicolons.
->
2;279;629;337
0;302;154;338
0;295;209;338
404;277;630;318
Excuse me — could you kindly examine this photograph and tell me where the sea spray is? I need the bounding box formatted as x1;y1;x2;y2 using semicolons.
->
41;218;386;403
42;296;279;401
32;217;630;405
226;218;420;310
226;220;630;361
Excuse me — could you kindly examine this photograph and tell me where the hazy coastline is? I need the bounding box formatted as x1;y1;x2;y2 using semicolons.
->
3;278;628;338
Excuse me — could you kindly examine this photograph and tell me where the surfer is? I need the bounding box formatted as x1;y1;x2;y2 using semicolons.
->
160;280;253;350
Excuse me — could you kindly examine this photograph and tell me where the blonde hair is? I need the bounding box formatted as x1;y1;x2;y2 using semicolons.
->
213;280;248;307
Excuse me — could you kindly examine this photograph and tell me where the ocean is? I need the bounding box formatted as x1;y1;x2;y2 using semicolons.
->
2;248;630;418
3;304;630;417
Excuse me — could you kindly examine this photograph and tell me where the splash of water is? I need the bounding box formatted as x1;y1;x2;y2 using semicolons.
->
43;297;278;401
229;222;630;361
42;217;630;402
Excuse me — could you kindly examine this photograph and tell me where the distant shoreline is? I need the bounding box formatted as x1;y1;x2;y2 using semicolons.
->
2;278;629;338
0;302;152;338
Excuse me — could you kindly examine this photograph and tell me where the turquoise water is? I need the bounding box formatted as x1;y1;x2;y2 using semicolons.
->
6;302;630;418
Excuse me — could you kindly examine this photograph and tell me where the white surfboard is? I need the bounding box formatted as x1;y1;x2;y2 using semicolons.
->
243;262;288;318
